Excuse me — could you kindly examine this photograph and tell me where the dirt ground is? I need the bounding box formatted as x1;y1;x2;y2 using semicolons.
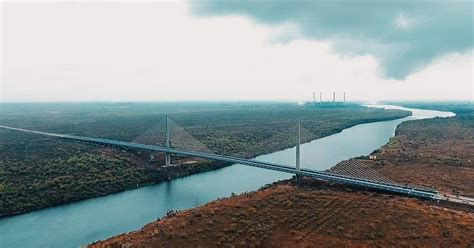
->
368;117;474;197
90;180;474;248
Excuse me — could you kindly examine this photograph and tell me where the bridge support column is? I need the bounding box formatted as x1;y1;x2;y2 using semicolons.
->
165;115;171;166
296;122;301;181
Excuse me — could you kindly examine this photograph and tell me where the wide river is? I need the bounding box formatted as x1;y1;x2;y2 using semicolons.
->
0;105;454;248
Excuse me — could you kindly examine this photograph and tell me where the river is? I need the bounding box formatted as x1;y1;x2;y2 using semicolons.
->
0;105;454;248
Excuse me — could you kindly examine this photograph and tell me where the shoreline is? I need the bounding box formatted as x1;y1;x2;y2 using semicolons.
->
0;113;410;219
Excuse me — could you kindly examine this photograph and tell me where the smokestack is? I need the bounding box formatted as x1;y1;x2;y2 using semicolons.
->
344;92;346;103
320;92;322;103
312;92;315;106
333;92;336;103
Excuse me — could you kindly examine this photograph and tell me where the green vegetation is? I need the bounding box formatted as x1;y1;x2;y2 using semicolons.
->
0;102;410;217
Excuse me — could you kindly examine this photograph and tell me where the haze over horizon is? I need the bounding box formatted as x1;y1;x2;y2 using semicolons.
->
1;1;473;103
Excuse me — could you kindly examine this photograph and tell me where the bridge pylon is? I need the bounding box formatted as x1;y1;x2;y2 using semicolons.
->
296;122;301;181
165;115;171;166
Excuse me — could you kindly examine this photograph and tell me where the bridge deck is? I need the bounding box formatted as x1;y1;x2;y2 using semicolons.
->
0;125;441;200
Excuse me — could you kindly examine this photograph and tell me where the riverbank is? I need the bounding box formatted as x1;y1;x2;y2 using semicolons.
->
365;103;474;197
90;178;474;247
89;103;474;247
0;103;410;218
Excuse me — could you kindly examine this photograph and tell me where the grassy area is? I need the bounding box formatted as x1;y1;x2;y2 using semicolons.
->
0;102;409;217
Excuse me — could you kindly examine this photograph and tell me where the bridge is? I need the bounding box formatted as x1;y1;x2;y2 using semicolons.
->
0;123;446;201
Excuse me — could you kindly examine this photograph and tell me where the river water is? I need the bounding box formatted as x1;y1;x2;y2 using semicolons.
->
0;105;454;248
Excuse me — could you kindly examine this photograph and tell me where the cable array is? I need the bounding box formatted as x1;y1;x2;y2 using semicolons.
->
130;118;434;194
325;159;396;184
168;119;213;153
131;122;166;146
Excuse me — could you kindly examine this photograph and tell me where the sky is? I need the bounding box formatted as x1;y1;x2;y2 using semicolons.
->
1;1;473;103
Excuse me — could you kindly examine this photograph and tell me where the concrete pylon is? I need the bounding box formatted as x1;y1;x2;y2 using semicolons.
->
296;122;301;181
165;115;171;166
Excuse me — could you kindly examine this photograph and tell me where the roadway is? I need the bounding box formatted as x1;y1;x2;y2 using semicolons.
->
0;125;450;201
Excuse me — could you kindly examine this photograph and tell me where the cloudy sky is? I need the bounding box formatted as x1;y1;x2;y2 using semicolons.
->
1;1;473;102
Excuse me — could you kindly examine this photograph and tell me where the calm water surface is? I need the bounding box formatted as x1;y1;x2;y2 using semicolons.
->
0;105;454;248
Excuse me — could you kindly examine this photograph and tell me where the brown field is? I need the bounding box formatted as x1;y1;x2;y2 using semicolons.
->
90;180;474;248
368;116;474;197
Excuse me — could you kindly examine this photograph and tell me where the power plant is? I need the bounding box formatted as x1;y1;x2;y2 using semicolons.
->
306;91;347;107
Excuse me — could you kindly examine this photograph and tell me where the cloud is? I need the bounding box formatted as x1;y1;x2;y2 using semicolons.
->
2;2;471;102
191;1;473;79
394;12;414;30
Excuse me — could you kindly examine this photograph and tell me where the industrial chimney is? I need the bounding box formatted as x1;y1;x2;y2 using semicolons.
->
333;92;336;103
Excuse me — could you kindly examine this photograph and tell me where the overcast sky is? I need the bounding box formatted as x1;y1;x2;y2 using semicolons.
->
1;1;473;103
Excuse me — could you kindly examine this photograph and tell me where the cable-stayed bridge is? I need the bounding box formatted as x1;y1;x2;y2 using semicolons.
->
0;122;447;202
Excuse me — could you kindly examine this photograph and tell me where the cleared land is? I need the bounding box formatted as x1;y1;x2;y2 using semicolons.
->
0;102;409;217
90;180;474;248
